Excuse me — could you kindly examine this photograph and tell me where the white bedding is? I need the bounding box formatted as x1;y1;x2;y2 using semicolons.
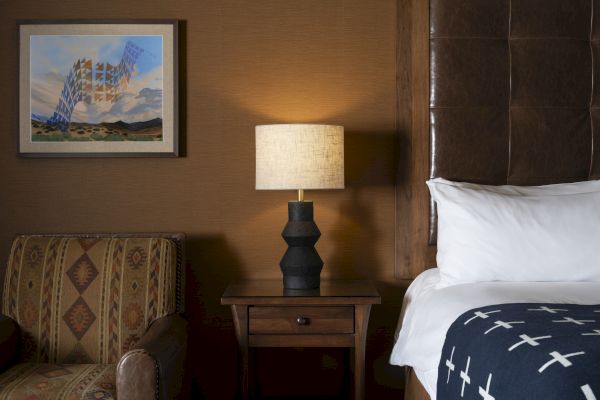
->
389;268;600;400
427;179;600;287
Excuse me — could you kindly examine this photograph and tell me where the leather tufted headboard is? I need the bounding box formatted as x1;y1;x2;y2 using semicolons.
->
429;0;600;243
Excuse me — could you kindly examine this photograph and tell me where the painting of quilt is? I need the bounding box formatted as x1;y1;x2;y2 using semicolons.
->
18;21;178;157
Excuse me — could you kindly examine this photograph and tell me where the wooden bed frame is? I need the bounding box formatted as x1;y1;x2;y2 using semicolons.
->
400;0;600;398
405;367;431;400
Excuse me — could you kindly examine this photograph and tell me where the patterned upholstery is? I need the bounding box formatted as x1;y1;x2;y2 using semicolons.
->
0;363;115;400
1;236;177;364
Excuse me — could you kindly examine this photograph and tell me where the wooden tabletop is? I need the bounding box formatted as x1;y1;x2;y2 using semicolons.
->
221;279;381;305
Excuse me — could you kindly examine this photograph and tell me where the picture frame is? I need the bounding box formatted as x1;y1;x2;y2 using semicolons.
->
18;20;178;157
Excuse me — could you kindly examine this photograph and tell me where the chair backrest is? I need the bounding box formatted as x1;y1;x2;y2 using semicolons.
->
2;233;185;364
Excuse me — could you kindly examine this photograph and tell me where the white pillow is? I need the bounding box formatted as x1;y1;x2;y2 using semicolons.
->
427;179;600;287
430;177;600;196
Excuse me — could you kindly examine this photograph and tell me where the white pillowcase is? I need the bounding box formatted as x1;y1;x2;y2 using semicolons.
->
430;177;600;196
428;179;600;287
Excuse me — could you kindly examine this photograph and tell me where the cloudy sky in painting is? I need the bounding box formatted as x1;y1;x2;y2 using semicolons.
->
30;35;163;124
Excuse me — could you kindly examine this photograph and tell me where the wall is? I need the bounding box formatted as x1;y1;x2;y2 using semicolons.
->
0;0;407;398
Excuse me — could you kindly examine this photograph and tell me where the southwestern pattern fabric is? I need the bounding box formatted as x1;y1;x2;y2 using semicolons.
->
1;236;177;364
0;363;115;400
438;303;600;400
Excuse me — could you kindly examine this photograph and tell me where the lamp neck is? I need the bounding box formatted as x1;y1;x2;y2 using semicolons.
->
288;200;314;220
297;189;304;202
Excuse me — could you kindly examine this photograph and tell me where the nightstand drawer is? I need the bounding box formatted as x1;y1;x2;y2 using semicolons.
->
249;306;354;334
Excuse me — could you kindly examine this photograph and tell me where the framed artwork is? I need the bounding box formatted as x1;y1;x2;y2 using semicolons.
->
18;20;178;157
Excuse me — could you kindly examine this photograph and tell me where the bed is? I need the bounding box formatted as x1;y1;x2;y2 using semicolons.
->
392;269;600;399
391;1;600;399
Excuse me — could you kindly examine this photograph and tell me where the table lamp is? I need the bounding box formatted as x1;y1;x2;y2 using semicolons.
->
256;124;344;289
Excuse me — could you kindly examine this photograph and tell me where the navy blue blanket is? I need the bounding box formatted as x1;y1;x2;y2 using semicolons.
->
437;303;600;400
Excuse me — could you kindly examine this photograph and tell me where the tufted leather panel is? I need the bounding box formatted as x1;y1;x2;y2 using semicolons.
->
430;0;599;242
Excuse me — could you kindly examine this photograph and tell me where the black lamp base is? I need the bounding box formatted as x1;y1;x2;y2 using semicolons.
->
283;275;320;290
280;201;323;290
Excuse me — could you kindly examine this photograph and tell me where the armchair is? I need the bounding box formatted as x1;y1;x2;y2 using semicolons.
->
0;233;187;399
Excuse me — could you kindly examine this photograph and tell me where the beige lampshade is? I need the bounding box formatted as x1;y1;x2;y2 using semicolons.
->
255;124;344;190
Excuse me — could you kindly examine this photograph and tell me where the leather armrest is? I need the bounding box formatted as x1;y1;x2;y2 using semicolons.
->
0;314;20;373
116;314;188;400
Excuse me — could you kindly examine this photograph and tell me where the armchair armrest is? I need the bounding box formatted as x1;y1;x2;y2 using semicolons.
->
0;314;20;373
116;314;188;400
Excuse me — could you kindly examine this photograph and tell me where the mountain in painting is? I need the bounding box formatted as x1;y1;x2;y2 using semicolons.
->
102;118;162;132
31;113;50;123
31;118;163;142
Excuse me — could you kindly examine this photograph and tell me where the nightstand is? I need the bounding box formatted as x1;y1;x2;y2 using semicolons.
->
221;280;381;400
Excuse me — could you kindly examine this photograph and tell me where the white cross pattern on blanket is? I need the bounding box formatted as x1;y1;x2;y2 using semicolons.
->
446;346;456;383
581;330;600;336
464;310;501;325
552;317;595;325
460;356;471;398
484;320;525;335
582;384;597;400
508;334;552;351
527;306;568;314
478;373;495;400
538;351;585;373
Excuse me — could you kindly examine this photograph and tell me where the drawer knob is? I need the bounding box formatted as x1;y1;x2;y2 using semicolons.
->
296;316;309;326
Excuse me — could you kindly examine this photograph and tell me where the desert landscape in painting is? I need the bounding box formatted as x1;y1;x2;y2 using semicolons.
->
31;118;162;142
